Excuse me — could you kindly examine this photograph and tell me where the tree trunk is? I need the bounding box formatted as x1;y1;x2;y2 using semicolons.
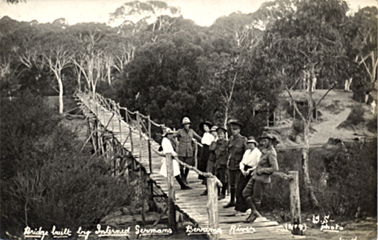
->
77;69;81;91
302;122;319;208
57;75;64;114
304;65;318;208
52;69;64;114
224;105;229;129
107;63;112;87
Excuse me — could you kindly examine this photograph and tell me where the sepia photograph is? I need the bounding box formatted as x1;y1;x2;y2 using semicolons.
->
0;0;377;239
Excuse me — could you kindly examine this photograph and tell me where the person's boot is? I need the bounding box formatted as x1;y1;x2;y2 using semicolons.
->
180;166;186;183
244;197;261;223
218;191;225;200
200;190;207;196
183;168;190;185
218;186;226;200
223;188;236;208
175;176;192;190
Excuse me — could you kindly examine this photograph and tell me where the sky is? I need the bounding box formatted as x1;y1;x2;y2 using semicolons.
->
0;0;377;26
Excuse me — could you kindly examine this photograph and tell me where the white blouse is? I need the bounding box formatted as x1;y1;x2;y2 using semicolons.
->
239;148;261;171
201;132;215;145
162;137;176;155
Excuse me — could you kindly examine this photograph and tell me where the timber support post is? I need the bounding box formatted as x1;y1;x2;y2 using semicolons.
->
166;153;176;231
289;171;303;235
137;112;146;226
88;118;98;154
148;115;152;174
207;177;219;240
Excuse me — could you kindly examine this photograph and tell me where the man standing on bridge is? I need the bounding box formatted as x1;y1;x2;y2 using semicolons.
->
174;117;201;186
243;132;279;223
224;119;248;208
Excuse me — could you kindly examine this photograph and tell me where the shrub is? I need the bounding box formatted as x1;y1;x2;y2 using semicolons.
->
338;106;366;130
0;92;133;237
292;119;304;134
318;140;377;216
262;140;377;218
347;107;365;125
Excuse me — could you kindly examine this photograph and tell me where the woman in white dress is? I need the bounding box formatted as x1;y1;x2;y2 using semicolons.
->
159;127;191;190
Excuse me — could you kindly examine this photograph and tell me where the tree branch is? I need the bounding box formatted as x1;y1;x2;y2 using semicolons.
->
314;82;338;109
285;86;307;122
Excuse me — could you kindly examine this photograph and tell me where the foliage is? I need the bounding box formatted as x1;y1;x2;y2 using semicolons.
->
262;140;377;218
262;0;351;89
0;92;132;237
343;106;365;125
319;140;377;216
347;6;378;88
292;119;304;134
108;0;181;28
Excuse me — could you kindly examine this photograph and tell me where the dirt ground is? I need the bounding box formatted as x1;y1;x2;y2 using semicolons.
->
263;210;377;240
276;89;376;148
303;220;377;240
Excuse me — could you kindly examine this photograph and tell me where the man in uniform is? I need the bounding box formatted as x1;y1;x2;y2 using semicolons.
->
243;132;279;223
223;119;248;208
174;117;201;185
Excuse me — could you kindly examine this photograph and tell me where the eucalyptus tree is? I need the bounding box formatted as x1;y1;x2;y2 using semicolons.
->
202;11;274;132
108;0;181;29
42;31;73;114
69;23;111;94
262;0;352;207
0;17;23;97
210;12;262;51
348;7;377;95
9;23;55;96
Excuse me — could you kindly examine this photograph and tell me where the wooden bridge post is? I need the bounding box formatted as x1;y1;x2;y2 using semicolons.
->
289;171;303;235
117;104;122;144
147;115;152;174
147;115;154;202
88;118;98;154
207;177;219;240
128;111;134;154
165;153;177;231
137;112;146;226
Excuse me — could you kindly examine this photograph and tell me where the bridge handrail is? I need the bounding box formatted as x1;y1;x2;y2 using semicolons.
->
77;89;299;238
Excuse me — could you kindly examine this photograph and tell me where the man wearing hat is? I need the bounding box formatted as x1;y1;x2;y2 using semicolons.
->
213;126;228;200
159;127;191;190
243;132;279;223
174;117;201;185
224;119;248;208
235;136;261;214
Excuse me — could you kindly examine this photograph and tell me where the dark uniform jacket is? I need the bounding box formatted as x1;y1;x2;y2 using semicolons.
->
227;133;248;170
253;145;279;183
211;139;228;168
208;140;217;163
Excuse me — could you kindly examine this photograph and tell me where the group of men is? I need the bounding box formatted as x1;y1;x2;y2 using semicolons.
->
159;117;279;223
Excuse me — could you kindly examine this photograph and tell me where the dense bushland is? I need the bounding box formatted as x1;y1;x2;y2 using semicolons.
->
0;92;133;237
262;140;377;218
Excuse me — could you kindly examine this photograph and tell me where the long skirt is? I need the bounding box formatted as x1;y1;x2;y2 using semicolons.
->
159;157;181;177
198;144;210;180
235;173;251;212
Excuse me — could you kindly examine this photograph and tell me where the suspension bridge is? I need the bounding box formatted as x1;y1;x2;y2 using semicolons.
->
75;90;297;240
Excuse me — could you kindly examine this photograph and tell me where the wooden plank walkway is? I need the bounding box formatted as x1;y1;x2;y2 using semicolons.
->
76;92;295;240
